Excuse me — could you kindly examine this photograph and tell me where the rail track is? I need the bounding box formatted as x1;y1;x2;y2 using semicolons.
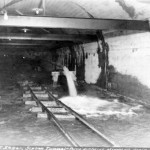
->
21;81;117;147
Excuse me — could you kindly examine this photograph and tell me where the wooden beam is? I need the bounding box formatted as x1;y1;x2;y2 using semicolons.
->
0;44;51;49
0;33;97;42
104;30;146;38
0;39;57;44
0;42;51;46
15;9;24;15
0;41;74;50
0;51;48;56
0;16;149;31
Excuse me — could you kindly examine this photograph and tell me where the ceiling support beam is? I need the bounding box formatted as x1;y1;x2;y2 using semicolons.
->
0;16;149;31
0;45;49;48
0;33;97;42
0;42;51;46
104;30;146;38
0;41;74;49
0;50;48;56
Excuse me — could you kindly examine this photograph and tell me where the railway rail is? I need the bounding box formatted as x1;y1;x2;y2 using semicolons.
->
21;82;117;147
94;85;150;109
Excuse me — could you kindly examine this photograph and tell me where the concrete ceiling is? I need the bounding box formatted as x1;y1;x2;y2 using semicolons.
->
0;0;149;55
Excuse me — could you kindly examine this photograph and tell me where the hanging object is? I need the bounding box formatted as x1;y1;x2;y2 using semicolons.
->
32;8;43;15
96;30;109;89
4;11;8;20
4;10;8;20
21;28;30;33
32;0;45;15
86;53;88;59
2;0;8;20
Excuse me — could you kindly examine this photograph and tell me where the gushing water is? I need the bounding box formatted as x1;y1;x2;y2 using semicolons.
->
63;66;77;97
62;66;143;119
60;96;143;118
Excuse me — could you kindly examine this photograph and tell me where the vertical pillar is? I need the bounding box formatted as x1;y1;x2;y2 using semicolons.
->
97;30;109;89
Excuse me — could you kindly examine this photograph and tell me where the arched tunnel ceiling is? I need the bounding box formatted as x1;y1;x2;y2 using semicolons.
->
0;0;150;19
0;0;149;55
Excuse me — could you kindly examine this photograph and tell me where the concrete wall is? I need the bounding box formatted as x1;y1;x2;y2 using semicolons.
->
106;32;150;88
82;32;150;103
83;32;150;88
83;42;101;84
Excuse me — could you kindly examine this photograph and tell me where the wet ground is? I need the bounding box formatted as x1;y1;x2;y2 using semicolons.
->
0;74;150;147
0;85;69;146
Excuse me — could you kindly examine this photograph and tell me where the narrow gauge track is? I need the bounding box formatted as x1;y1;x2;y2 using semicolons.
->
26;84;117;147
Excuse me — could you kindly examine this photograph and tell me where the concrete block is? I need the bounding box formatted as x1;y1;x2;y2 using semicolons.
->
37;112;48;119
48;107;67;113
41;101;58;107
53;94;58;98
23;87;28;90
31;87;42;90
52;72;60;82
25;91;30;94
25;101;37;106
55;114;75;119
33;91;46;94
23;97;32;101
30;107;42;112
23;92;48;100
23;93;31;98
35;93;48;98
25;90;46;94
37;112;75;119
38;98;49;101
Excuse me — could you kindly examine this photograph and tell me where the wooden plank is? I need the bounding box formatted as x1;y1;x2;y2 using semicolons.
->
0;16;149;30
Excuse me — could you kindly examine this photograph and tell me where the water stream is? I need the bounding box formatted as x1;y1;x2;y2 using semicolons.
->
63;66;77;97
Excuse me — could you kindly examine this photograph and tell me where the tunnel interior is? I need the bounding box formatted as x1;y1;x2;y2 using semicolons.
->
0;0;150;147
1;26;150;147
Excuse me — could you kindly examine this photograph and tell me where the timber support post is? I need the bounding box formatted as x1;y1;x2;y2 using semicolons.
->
97;30;109;89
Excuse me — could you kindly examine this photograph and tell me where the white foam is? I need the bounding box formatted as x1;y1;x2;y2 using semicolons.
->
60;96;142;118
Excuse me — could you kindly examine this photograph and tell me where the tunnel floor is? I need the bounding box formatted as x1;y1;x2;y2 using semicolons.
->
0;72;150;147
